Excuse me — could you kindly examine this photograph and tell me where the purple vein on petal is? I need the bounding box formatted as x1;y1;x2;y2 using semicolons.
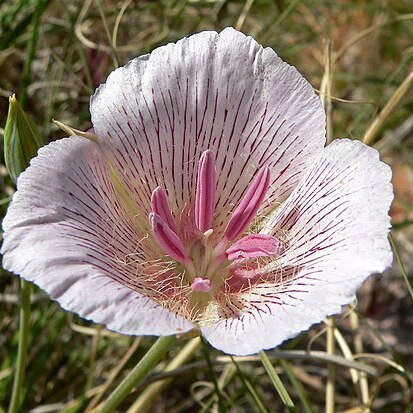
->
195;150;216;232
149;212;189;264
151;186;178;234
224;165;270;240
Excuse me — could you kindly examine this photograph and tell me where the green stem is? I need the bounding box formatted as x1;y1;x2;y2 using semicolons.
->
126;337;201;413
98;335;176;413
8;279;31;413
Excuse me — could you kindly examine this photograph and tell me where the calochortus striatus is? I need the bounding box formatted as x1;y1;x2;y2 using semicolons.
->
2;28;392;355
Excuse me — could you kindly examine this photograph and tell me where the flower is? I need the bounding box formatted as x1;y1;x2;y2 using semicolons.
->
2;28;393;355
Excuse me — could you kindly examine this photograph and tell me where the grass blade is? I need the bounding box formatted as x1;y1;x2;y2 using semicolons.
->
231;356;270;413
390;234;413;300
280;360;315;413
8;280;31;413
259;351;297;413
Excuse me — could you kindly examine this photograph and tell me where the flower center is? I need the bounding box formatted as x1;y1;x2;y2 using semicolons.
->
148;151;285;314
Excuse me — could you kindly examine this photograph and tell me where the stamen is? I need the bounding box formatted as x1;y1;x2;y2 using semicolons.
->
224;166;270;240
149;212;190;265
191;277;212;292
226;234;285;261
151;186;178;234
202;229;214;246
195;150;216;232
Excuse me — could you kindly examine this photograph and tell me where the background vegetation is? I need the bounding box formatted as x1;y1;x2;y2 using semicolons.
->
1;0;413;411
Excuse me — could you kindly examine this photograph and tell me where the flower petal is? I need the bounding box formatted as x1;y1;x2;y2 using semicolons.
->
202;139;392;355
90;28;325;234
2;137;194;336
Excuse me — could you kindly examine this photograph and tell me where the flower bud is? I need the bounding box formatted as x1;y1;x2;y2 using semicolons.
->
4;94;45;183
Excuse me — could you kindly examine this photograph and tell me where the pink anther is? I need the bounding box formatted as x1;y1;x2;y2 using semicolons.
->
224;166;270;240
195;150;216;232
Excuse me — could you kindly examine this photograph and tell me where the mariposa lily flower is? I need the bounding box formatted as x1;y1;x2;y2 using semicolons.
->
2;28;393;355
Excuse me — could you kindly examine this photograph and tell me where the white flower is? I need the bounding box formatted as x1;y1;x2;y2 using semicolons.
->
2;28;393;355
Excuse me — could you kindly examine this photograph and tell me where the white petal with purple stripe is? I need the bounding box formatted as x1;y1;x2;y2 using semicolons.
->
202;140;392;354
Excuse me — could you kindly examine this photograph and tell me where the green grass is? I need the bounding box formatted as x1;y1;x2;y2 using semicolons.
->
1;0;413;412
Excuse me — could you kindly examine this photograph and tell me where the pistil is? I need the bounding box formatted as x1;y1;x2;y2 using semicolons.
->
191;277;212;292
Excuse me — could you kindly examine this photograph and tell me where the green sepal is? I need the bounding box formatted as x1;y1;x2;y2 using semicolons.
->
4;94;44;183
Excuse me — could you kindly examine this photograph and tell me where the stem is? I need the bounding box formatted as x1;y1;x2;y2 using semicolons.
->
349;306;370;412
235;0;254;30
363;70;413;145
126;337;201;413
325;317;336;413
320;39;333;144
98;335;176;413
8;280;31;413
